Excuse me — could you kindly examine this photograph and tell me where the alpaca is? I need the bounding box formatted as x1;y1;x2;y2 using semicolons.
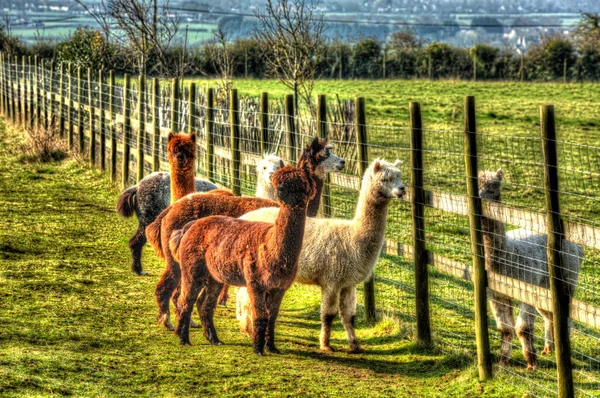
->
237;159;406;353
146;138;332;330
170;162;316;355
117;132;217;275
478;169;583;370
217;146;345;305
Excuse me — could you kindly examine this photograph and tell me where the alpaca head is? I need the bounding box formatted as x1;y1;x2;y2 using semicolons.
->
298;137;333;171
363;159;406;200
314;143;345;176
478;169;503;202
167;132;196;171
272;165;317;209
257;154;285;186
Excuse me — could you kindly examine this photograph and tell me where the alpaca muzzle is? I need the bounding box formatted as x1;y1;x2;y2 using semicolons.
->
394;186;406;199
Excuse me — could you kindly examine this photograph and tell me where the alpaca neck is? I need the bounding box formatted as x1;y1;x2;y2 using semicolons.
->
256;180;276;201
306;173;324;217
269;204;307;272
481;214;508;273
170;165;195;202
353;184;390;245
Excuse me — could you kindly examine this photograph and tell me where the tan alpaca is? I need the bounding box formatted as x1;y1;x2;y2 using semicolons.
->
238;159;405;353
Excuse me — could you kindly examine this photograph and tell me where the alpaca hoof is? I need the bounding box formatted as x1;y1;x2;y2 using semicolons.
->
266;345;281;354
541;346;552;356
180;340;192;346
218;299;228;306
254;349;266;356
527;363;537;371
158;315;175;331
321;345;335;353
348;346;365;354
210;340;223;346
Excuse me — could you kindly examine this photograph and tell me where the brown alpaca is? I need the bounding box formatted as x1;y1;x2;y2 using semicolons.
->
146;137;329;330
167;132;197;203
170;163;316;355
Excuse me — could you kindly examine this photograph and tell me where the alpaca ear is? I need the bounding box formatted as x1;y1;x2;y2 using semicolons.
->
496;169;504;181
373;160;382;174
279;159;285;168
168;132;175;141
393;159;402;167
190;132;197;143
310;137;320;153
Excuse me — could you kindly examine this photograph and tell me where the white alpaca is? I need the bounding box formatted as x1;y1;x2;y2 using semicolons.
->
255;155;285;200
238;159;405;353
479;169;583;370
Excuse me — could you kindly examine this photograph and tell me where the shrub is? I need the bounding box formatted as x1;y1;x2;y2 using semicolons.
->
21;124;67;163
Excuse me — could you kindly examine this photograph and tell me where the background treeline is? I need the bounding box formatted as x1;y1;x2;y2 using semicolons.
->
2;25;600;81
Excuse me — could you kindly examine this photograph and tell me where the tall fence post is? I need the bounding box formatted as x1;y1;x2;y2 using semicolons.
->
152;77;160;173
356;96;376;323
99;69;106;172
541;105;574;398
382;46;387;79
48;61;54;129
77;67;84;153
410;102;432;347
18;56;24;126
34;56;40;128
463;96;493;381
8;55;14;123
317;94;331;218
88;68;95;165
109;70;116;184
137;74;146;182
21;56;27;126
28;56;33;129
58;62;64;138
41;59;47;129
230;88;241;196
170;78;180;132
67;63;73;149
122;73;131;189
259;92;269;156
187;82;196;134
205;87;215;181
285;94;296;163
0;53;4;117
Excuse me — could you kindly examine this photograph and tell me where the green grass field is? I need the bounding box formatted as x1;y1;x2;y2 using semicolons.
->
0;120;528;396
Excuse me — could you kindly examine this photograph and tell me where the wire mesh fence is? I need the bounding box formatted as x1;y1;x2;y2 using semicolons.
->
1;57;600;397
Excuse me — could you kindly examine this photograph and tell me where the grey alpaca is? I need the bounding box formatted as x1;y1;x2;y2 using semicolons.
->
117;172;218;275
479;169;583;370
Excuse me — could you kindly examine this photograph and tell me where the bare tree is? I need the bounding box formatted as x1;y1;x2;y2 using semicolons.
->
254;0;326;113
75;0;185;77
204;29;235;98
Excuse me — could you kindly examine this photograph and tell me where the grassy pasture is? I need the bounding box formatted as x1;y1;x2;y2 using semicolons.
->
0;121;527;396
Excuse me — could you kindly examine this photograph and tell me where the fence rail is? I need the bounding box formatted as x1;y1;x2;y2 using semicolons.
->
1;56;599;397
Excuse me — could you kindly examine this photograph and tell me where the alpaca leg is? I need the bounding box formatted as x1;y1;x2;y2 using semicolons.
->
247;285;268;356
155;259;180;331
172;280;200;328
129;225;147;276
175;278;203;346
538;309;554;356
489;292;514;366
516;303;538;370
217;284;230;306
339;286;363;354
237;288;253;338
199;281;223;346
320;287;340;352
265;289;286;354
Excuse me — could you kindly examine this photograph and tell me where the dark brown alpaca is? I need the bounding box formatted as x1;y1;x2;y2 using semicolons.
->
167;132;197;203
146;137;329;330
170;162;316;355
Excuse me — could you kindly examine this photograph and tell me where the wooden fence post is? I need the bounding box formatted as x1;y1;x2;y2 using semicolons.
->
77;67;84;153
137;74;146;182
122;73;131;189
205;87;215;181
21;56;26;126
259;92;269;155
410;102;432;347
28;56;33;129
18;56;24;126
48;61;54;129
58;62;64;138
356;96;376;323
67;63;73;149
285;94;296;162
8;55;14;123
88;68;95;165
541;105;574;398
99;69;106;171
170;78;180;132
463;96;493;381
109;70;116;184
187;82;196;134
382;45;387;79
0;53;4;117
473;50;477;82
317;94;331;217
230;88;241;196
152;77;160;173
41;59;47;129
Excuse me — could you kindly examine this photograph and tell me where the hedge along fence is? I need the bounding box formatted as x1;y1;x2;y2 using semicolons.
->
1;56;600;397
